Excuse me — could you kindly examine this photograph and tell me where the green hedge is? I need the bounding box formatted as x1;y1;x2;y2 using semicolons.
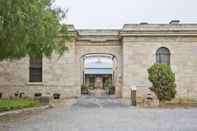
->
148;64;176;101
0;99;39;112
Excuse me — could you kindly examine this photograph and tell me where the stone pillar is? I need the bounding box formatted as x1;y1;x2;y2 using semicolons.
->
115;76;123;98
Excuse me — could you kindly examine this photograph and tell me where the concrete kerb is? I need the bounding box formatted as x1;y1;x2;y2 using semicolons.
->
0;105;50;117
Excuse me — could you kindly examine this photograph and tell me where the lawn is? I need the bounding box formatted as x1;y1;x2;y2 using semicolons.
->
0;99;39;112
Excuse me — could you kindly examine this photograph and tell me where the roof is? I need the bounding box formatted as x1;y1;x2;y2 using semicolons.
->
84;68;113;75
84;62;113;75
85;63;113;69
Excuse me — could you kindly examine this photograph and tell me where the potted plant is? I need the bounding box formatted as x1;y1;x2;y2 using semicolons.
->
81;84;89;95
104;79;114;95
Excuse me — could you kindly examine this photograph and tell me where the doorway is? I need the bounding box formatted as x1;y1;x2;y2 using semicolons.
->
80;54;117;95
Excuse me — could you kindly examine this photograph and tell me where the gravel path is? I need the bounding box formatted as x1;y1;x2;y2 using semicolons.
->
0;96;197;131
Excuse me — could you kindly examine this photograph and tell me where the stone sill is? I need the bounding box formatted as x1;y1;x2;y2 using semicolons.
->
26;82;44;86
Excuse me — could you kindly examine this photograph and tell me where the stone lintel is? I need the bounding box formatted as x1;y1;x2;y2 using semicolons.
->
76;36;121;42
75;30;120;42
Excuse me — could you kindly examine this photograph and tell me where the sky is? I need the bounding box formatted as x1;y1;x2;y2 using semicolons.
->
54;0;197;29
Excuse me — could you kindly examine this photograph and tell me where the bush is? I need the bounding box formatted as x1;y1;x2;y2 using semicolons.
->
148;64;176;101
104;79;114;95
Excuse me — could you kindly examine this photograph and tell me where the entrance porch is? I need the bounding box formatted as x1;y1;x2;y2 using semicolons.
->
85;74;112;90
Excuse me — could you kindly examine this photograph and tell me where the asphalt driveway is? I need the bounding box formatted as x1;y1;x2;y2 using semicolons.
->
0;96;197;131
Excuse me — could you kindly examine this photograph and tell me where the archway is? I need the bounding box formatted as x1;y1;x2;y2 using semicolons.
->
80;53;118;95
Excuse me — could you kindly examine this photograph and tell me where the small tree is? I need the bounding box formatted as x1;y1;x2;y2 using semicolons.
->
148;64;176;101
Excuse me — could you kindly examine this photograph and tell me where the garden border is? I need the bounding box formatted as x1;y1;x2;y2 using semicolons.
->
0;105;50;117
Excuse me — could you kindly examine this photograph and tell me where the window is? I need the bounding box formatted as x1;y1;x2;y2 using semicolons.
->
29;57;42;82
156;47;170;64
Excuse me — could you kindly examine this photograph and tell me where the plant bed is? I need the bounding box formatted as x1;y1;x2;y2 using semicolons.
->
159;97;197;108
136;96;197;108
159;102;197;108
0;99;40;112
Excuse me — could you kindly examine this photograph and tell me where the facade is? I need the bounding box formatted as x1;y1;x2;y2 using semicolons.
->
0;21;197;99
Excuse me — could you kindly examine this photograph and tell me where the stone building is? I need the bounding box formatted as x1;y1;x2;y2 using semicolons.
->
0;21;197;99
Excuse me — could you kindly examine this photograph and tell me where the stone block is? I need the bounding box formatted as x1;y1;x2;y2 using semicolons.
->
35;96;50;105
143;92;159;107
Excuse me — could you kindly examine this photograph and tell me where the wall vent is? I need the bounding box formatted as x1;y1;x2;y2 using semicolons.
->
34;93;42;97
53;93;61;99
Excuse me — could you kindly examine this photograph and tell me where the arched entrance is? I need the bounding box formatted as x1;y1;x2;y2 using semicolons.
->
75;38;123;97
80;53;118;95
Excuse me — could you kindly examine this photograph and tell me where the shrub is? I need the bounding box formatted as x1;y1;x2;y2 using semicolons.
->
81;84;89;94
104;79;114;94
148;64;176;101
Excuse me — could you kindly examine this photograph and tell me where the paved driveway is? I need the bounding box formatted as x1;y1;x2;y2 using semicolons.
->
1;96;197;131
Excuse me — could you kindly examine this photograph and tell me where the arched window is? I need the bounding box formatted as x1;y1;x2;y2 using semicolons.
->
156;47;170;64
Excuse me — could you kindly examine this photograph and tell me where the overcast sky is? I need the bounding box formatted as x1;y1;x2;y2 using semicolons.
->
54;0;197;29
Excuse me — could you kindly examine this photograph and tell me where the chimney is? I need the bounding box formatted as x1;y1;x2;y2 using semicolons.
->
140;22;148;25
169;20;180;24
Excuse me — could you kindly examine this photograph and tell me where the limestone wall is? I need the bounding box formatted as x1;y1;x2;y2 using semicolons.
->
0;58;29;98
42;41;80;98
0;41;80;98
122;36;197;98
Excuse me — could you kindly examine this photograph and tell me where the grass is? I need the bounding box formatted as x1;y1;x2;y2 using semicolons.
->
0;99;39;112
